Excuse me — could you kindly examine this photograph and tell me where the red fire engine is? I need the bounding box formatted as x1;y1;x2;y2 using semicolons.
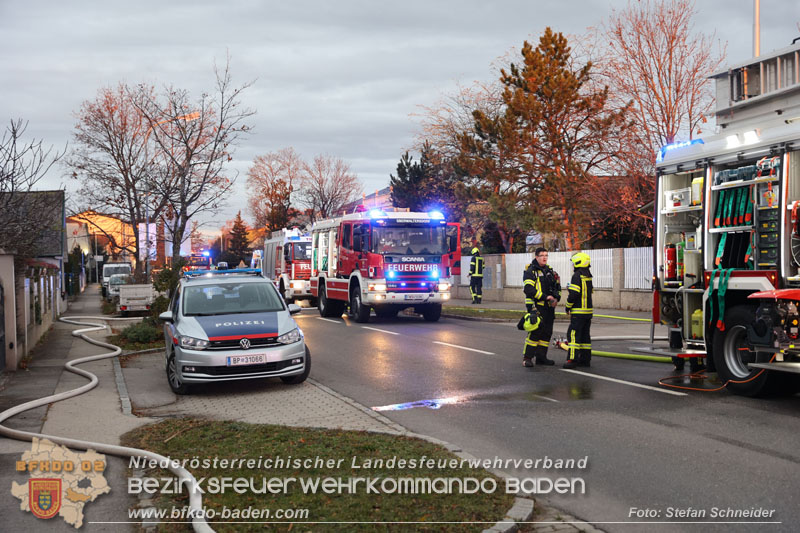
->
310;208;461;322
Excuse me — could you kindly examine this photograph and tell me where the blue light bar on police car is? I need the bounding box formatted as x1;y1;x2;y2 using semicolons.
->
183;268;262;278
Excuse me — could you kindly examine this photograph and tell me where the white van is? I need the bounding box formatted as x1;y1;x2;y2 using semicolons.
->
101;263;132;296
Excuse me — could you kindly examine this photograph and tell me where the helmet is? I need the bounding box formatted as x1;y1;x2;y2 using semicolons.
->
471;247;480;255
571;252;590;268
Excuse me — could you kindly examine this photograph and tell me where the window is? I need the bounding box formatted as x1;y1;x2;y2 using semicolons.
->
341;223;352;249
183;282;284;316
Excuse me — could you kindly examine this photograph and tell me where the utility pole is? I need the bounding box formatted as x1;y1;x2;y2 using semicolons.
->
754;0;761;57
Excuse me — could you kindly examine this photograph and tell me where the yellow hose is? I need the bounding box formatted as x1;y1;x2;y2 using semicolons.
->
555;312;651;322
556;341;672;363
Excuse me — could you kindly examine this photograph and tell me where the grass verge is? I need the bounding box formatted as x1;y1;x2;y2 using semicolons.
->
107;334;165;353
442;306;521;320
122;419;514;532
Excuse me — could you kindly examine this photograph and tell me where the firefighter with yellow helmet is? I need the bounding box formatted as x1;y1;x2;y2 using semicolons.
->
469;247;484;304
564;252;593;369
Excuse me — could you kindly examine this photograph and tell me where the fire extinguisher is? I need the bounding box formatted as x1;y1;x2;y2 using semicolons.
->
665;244;677;281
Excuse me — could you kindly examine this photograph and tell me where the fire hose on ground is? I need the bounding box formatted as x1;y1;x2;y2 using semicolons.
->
0;315;214;533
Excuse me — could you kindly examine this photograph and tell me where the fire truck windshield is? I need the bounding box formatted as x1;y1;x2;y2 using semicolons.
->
371;225;447;255
293;242;311;260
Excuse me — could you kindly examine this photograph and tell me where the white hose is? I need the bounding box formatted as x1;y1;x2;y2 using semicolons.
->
0;315;213;533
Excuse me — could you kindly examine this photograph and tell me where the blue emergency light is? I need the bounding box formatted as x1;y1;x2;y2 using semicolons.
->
387;270;397;279
428;210;444;220
369;209;387;219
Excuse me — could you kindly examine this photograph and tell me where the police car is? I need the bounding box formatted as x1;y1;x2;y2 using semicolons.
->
158;269;309;394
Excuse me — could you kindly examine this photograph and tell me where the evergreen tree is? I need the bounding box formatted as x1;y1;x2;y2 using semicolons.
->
228;211;250;264
389;151;430;211
457;28;629;250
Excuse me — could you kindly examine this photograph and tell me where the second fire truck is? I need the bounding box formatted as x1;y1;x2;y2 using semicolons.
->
262;228;314;303
310;208;461;322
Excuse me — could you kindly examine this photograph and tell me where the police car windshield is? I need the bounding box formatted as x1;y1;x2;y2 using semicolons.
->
372;226;447;255
182;282;284;316
293;242;311;260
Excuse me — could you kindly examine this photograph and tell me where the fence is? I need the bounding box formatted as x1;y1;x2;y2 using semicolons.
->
503;249;616;289
624;248;653;289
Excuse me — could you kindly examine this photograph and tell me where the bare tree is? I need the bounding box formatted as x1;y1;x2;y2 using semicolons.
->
589;0;725;157
575;0;725;246
0;119;66;261
133;58;254;263
67;84;164;271
246;147;303;234
299;155;362;221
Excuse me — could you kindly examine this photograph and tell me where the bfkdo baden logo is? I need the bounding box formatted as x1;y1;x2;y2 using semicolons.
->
11;438;110;528
29;478;62;519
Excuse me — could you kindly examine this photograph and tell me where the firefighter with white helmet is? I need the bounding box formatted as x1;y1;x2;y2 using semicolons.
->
564;252;593;369
469;247;484;304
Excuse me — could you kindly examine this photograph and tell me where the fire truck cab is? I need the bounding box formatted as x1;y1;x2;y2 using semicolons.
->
262;228;313;303
310;208;461;323
650;42;800;396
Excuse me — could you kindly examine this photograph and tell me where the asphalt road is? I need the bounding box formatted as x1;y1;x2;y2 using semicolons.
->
295;309;800;533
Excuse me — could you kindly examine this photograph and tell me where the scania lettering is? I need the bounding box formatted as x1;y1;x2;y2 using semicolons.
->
310;208;461;323
262;228;314;303
647;42;800;396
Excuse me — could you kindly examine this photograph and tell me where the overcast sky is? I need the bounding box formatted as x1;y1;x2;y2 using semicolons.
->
2;0;799;232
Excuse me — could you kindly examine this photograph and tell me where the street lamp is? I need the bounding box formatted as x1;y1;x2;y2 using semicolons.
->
142;111;200;278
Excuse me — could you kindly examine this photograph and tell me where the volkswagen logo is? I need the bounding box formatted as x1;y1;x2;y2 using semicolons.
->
239;338;251;350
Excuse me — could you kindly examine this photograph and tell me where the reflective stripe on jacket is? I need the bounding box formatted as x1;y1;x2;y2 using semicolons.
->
470;255;484;277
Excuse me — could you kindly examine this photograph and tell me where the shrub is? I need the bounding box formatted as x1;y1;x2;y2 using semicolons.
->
150;295;170;319
120;321;161;344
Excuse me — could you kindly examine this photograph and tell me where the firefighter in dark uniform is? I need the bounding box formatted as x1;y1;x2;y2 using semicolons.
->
469;247;484;304
522;247;560;367
564;252;593;369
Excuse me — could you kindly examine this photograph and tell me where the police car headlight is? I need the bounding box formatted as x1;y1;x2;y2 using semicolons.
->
179;335;209;350
276;328;302;345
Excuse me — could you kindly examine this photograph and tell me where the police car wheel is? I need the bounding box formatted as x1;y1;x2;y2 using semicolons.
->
280;347;311;384
166;353;192;395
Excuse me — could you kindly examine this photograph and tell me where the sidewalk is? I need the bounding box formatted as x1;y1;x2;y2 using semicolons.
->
444;298;654;320
0;284;602;533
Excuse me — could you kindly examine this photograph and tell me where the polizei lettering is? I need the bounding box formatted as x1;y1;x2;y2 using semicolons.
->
214;320;266;328
386;263;437;272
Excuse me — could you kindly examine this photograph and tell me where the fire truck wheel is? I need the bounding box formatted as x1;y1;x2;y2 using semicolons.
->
281;347;311;384
421;303;442;322
318;286;343;317
349;286;371;323
712;305;786;397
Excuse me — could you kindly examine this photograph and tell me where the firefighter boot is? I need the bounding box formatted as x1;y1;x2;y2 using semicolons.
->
563;358;578;369
522;357;534;368
534;346;555;366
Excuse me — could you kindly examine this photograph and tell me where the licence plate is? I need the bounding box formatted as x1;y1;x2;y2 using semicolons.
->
227;354;268;366
404;294;426;300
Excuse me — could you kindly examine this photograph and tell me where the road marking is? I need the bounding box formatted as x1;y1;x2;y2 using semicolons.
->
316;317;341;324
560;368;688;396
432;341;494;355
362;326;399;335
532;394;559;403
